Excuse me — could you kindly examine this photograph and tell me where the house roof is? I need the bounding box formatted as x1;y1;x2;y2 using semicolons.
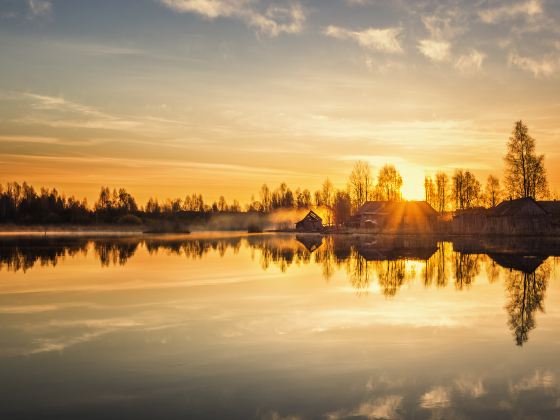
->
296;210;322;224
538;201;560;215
357;200;437;216
491;197;547;217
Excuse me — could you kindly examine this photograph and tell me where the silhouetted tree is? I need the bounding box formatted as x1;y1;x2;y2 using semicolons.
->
484;175;501;208
376;164;403;201
504;120;548;199
348;161;373;211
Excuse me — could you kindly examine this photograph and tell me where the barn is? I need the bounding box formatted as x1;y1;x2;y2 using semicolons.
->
295;210;324;232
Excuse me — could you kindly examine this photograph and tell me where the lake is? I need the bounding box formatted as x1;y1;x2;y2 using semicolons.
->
0;233;559;419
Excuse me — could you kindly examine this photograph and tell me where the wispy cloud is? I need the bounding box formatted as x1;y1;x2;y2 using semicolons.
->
508;52;558;77
323;26;404;53
418;39;450;62
326;395;403;420
419;386;451;409
455;49;486;73
479;0;542;24
27;0;51;17
158;0;305;37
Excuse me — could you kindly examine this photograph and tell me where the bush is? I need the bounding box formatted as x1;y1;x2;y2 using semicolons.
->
117;214;143;225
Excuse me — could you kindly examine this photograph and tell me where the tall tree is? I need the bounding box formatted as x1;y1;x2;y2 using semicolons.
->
452;170;481;210
260;184;271;212
435;172;449;213
332;190;352;226
484;175;501;208
321;178;334;208
376;164;403;201
424;176;436;208
504;120;548;199
348;161;373;210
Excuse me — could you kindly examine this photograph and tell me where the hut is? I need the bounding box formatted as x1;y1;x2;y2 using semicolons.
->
295;210;324;232
347;201;438;233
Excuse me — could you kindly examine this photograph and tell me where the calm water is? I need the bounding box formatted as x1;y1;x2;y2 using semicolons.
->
1;233;560;419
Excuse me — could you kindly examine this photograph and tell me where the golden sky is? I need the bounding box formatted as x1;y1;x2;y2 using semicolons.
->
1;0;560;204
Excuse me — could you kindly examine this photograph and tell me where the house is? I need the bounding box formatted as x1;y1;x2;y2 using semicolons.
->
347;201;438;233
295;210;324;232
451;197;556;235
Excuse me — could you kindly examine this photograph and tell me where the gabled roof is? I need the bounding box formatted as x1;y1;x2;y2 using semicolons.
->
491;197;547;217
357;200;437;216
357;201;387;214
297;210;322;223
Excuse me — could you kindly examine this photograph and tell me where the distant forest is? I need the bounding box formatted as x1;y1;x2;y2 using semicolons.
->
0;120;552;226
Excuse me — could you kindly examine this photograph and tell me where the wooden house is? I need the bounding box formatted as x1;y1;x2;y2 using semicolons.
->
347;201;438;233
295;210;324;232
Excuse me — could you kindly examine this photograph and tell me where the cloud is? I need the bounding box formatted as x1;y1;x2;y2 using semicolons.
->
508;52;558;77
455;376;486;398
509;370;555;395
326;395;403;420
455;49;486;73
419;386;451;409
323;26;404;53
158;0;305;37
27;0;51;17
479;0;542;24
418;39;450;62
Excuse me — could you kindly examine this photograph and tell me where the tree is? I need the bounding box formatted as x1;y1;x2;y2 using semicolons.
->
452;170;481;210
376;164;403;201
424;176;437;209
332;190;352;226
348;161;373;211
260;184;271;212
484;175;501;208
504;120;548;199
435;172;449;213
321;179;334;208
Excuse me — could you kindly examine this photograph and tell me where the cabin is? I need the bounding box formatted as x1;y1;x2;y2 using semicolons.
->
451;197;558;235
346;201;438;233
295;210;324;232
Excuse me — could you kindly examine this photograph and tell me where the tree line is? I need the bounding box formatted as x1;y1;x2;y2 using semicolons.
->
0;120;551;225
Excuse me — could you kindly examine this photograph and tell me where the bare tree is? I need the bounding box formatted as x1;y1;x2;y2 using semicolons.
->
348;161;373;210
504;120;548;199
424;176;436;208
484;175;501;208
452;170;481;210
376;164;403;201
321;178;334;208
260;184;271;212
435;172;449;213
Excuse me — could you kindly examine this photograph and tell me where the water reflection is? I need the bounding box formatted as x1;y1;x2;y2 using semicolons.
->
1;233;560;419
0;233;558;347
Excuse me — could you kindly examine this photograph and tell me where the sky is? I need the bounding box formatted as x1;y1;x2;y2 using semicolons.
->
1;0;560;204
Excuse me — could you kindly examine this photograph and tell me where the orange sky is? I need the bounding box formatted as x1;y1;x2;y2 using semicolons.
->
1;0;559;204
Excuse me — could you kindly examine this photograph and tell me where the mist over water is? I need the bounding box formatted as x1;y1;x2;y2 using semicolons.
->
1;233;560;419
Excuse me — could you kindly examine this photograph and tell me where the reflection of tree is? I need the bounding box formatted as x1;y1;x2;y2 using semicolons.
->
505;262;550;346
485;257;501;284
452;252;481;290
0;239;88;273
375;260;408;297
423;242;450;287
346;251;372;293
94;241;138;266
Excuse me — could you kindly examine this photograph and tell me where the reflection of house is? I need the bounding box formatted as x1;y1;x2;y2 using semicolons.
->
295;234;323;252
346;201;438;233
295;210;323;232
